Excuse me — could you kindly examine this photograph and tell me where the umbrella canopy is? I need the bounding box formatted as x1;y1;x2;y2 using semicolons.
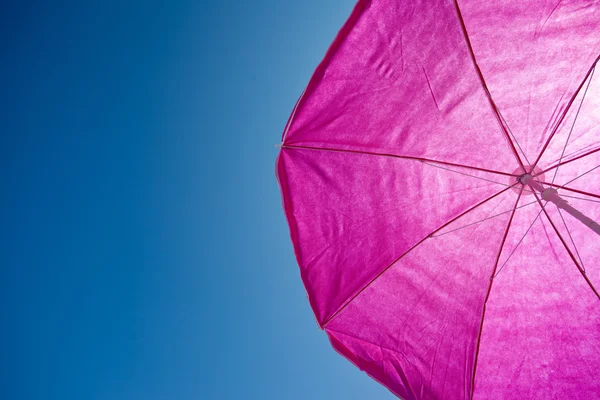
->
276;0;600;399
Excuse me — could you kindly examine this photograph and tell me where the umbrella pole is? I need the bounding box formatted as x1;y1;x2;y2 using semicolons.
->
522;174;600;236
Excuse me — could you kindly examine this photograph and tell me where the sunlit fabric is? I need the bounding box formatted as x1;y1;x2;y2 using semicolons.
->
276;0;600;399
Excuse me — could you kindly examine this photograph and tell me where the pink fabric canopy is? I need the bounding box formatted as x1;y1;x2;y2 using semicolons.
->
276;1;600;398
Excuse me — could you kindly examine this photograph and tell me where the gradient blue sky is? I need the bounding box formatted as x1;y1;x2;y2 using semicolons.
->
1;1;395;399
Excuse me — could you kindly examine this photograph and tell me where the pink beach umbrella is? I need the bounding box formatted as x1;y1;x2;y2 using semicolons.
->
276;1;600;399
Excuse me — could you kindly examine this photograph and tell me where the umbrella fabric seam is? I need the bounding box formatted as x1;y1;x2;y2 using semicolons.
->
551;68;596;183
281;143;517;177
533;57;600;169
470;186;523;400
537;145;600;176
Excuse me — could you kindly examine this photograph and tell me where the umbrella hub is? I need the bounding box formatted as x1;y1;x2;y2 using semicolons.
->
510;165;545;195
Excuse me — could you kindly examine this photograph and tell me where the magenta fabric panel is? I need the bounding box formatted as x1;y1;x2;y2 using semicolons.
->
324;190;516;400
459;0;600;164
277;147;505;324
474;211;600;400
282;0;517;174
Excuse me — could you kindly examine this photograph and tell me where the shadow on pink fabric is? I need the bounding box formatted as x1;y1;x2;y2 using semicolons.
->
276;1;600;399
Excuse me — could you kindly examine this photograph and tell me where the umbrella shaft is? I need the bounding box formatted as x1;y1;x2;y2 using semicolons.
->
559;203;600;236
521;174;600;236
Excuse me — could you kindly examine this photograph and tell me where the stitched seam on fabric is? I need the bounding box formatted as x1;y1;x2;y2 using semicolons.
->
533;56;600;169
282;144;516;177
469;187;523;400
538;146;600;175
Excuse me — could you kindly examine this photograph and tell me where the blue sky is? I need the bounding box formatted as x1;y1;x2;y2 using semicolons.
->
1;1;393;399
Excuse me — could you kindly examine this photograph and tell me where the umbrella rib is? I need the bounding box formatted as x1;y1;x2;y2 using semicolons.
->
551;68;595;183
541;181;600;200
470;187;522;400
281;144;515;177
531;191;600;300
421;161;511;186
431;200;537;238
453;0;526;171
562;164;600;187
536;145;600;176
322;185;515;327
532;58;600;170
561;194;600;204
557;208;586;273
493;207;545;278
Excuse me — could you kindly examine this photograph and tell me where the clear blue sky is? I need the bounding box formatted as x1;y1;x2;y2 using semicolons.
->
1;1;393;399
